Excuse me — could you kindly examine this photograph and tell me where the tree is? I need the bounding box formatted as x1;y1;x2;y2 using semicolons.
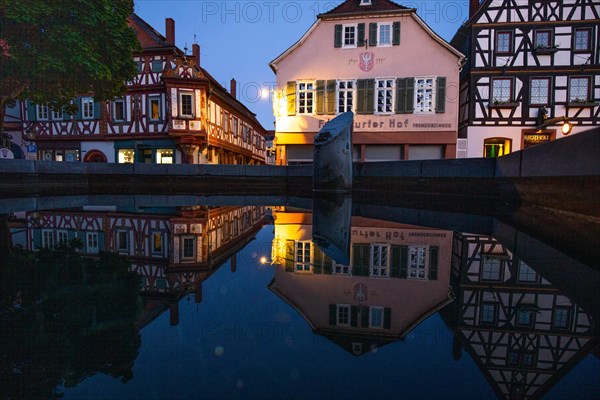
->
0;0;140;148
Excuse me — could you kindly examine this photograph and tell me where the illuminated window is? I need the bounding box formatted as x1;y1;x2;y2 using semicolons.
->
156;149;173;164
295;241;312;272
483;138;511;158
118;149;135;164
149;96;161;121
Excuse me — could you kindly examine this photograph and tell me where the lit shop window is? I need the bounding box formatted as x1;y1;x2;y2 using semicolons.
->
118;149;135;164
156;149;173;164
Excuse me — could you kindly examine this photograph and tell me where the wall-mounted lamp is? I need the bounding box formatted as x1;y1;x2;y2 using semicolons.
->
536;107;573;135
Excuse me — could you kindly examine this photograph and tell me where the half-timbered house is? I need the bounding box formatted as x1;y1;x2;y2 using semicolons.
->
441;232;596;399
21;14;268;164
452;0;600;158
269;0;465;165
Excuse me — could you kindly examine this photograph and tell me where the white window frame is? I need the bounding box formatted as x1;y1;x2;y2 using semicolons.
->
337;304;351;326
370;243;390;277
113;98;126;122
179;91;194;118
42;229;54;249
82;97;94;120
52;109;62;120
181;236;196;261
115;229;129;253
414;77;436;114
408;245;428;280
57;230;68;245
333;261;351;275
337;79;356;114
86;232;99;253
295;241;312;272
36;104;49;120
342;24;358;48
378;23;392;47
148;95;162;121
369;306;384;328
375;78;395;115
297;81;315;115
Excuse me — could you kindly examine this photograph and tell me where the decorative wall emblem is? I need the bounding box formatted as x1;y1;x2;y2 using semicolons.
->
353;283;368;303
359;52;375;72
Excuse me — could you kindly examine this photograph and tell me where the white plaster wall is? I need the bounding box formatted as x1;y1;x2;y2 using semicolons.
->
81;142;115;163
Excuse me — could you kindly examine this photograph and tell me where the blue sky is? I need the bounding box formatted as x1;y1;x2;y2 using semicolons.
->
136;0;470;129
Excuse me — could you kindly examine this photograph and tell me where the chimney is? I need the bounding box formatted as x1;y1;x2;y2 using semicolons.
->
166;18;175;45
192;43;200;66
230;79;237;99
469;0;481;19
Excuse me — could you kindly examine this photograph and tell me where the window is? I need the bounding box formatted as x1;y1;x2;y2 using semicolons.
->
415;77;435;113
574;28;591;51
118;149;135;164
522;352;535;367
113;99;126;122
481;255;503;281
116;230;129;253
496;31;513;53
57;230;68;244
375;78;394;114
232;118;239;137
52;109;62;120
492;78;513;103
42;229;54;249
370;307;384;328
337;80;355;113
534;29;552;48
481;303;498;325
343;25;357;48
569;77;591;102
370;244;389;277
295;241;311;272
156;149;173;164
518;261;538;283
82;97;94;119
508;350;536;367
136;61;143;73
483;138;511;158
507;351;520;366
408;245;428;279
530;78;550;105
149;96;161;121
86;232;99;253
152;231;163;255
151;60;163;73
378;23;392;46
337;304;350;326
36;104;48;120
553;307;571;329
182;236;196;260
179;91;194;118
297;82;315;114
223;113;230;133
333;261;351;275
516;309;535;327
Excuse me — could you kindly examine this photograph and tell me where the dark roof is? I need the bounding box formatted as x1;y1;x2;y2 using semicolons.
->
319;0;411;18
128;13;173;50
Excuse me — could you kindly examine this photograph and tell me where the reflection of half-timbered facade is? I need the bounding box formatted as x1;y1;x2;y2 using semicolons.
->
452;0;600;158
21;14;267;164
270;212;453;355
442;232;596;399
27;206;267;326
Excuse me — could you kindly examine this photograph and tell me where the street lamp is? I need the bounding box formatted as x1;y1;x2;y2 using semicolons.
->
536;107;573;135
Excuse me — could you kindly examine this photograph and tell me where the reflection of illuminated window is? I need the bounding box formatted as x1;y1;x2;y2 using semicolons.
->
507;351;519;366
42;229;54;249
408;246;427;280
370;307;384;328
156;149;173;164
337;304;350;326
57;230;68;244
481;255;503;281
522;352;535;367
484;138;511;158
518;261;538;283
370;244;389;277
86;232;99;253
295;241;311;272
516;309;535;327
481;303;498;325
553;307;571;329
116;230;129;253
152;232;163;255
333;261;351;275
118;149;135;164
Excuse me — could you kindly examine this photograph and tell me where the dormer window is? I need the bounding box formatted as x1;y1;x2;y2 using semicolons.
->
360;0;372;5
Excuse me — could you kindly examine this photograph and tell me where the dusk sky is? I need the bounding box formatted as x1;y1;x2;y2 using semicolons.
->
135;0;470;128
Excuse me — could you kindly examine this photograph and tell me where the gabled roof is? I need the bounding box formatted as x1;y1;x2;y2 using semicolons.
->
128;13;173;50
319;0;411;18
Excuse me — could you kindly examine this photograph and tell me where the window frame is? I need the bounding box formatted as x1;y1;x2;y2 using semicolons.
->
480;254;505;282
414;77;436;114
568;76;591;102
151;231;164;255
337;79;356;114
295;240;312;273
375;78;395;115
495;30;513;54
573;27;592;52
407;245;429;280
342;24;358;49
530;77;551;106
517;260;539;284
178;91;195;119
480;302;498;325
181;235;197;261
56;230;68;245
86;231;99;254
297;81;316;115
112;98;126;122
369;306;384;329
148;95;162;121
491;77;514;103
36;104;49;121
516;308;536;327
370;243;390;277
336;304;351;326
534;29;553;48
115;229;129;254
82;97;94;120
378;23;393;47
333;261;351;275
42;229;54;249
552;306;572;330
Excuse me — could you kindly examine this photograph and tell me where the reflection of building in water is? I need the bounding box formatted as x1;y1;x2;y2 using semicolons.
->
442;232;596;400
270;211;453;355
27;206;267;326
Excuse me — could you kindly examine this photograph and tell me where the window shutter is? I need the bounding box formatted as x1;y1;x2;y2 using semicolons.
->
436;77;446;113
326;80;336;115
383;308;392;329
98;233;105;252
405;78;415;113
361;306;370;327
63;107;70;121
391;245;401;277
429;246;439;280
26;101;37;121
316;80;326;115
285;239;295;272
286;81;296;116
75;97;83;120
365;79;375;113
396;78;406;114
329;304;337;325
400;245;408;279
357;23;365;47
351;306;359;327
369;23;378;47
352;243;370;276
94;101;101;119
313;243;323;274
393;22;401;45
357;80;367;114
334;24;343;48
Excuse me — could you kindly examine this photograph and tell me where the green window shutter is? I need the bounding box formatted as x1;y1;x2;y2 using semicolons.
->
393;22;401;45
27;101;37;121
369;23;378;47
396;78;406;114
400;245;408;279
285;239;295;272
391;245;401;278
357;23;365;47
326;80;337;115
405;78;415;113
383;308;392;329
75;97;83;120
436;77;447;113
352;243;370;276
32;229;41;249
334;24;343;48
286;81;296;116
351;306;359;327
94;101;101;119
329;304;337;325
63;107;71;121
429;246;439;280
365;79;375;113
324;255;333;274
316;80;325;115
361;306;370;327
313;243;323;274
357;79;367;114
98;233;105;252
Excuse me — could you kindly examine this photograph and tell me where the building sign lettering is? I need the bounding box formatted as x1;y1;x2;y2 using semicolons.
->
319;118;453;130
524;134;551;145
